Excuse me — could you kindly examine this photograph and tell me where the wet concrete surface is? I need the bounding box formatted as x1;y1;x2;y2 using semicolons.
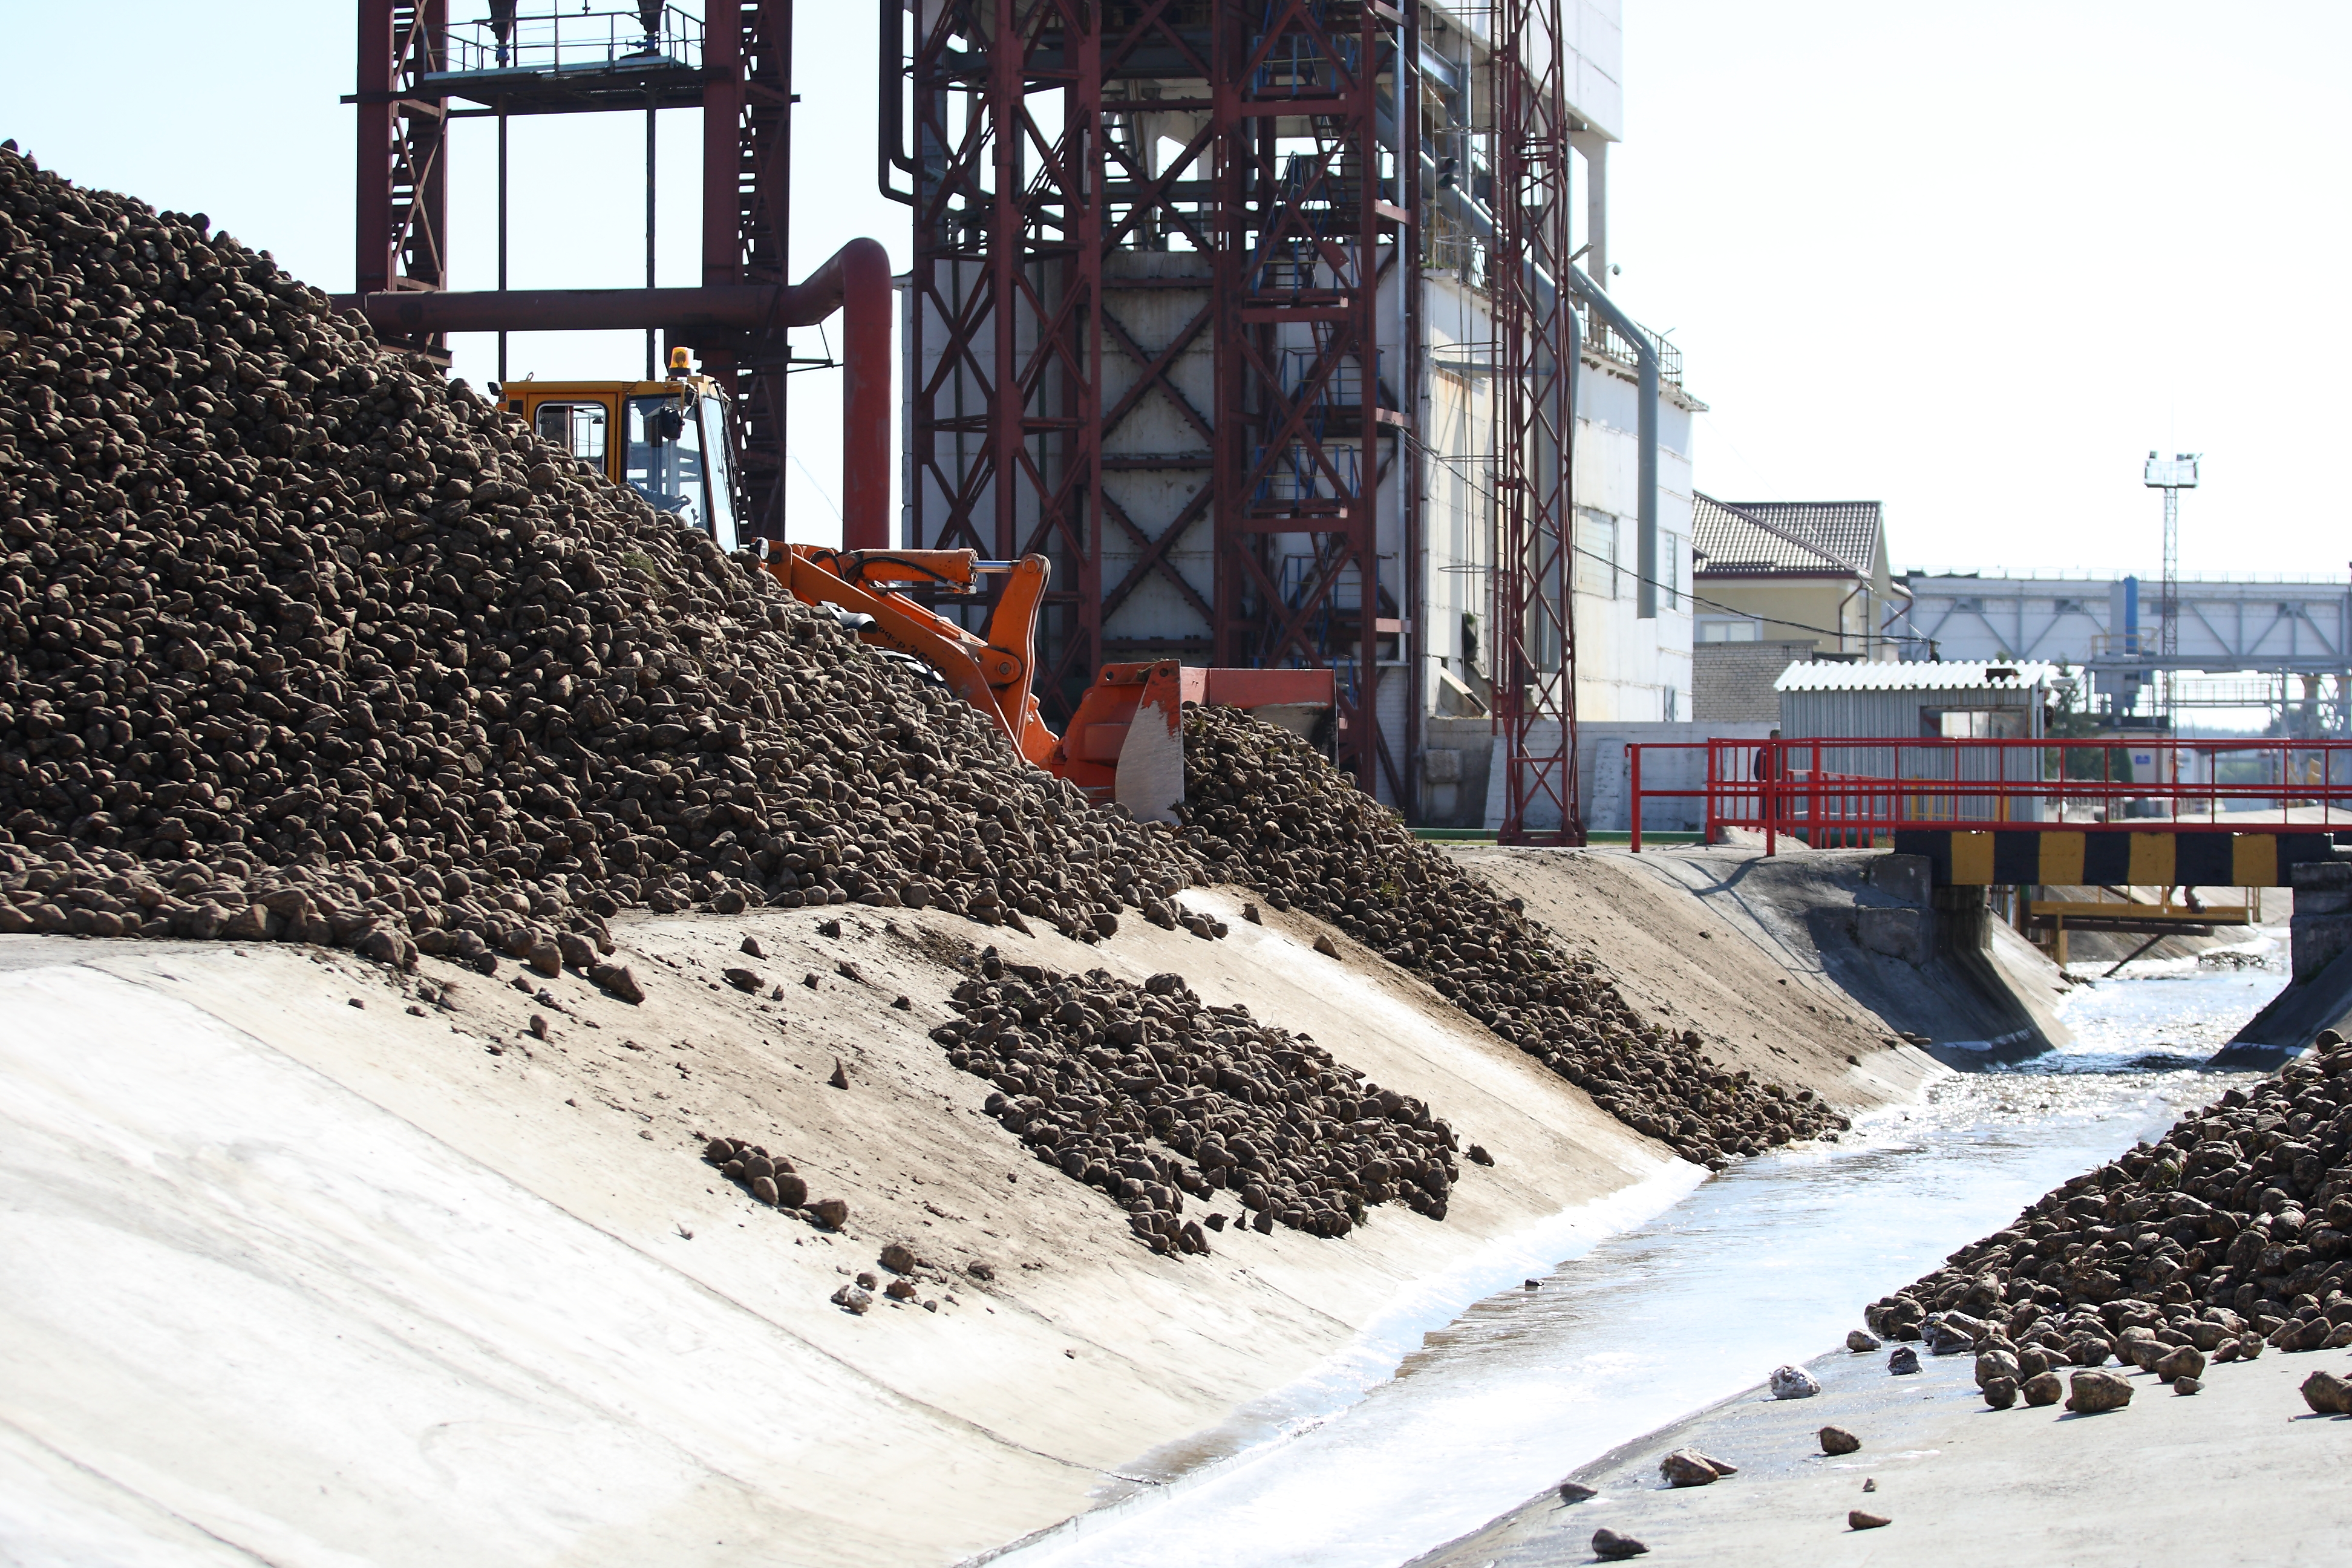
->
1431;1318;2352;1568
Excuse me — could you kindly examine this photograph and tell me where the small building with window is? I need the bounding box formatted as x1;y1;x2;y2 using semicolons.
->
1689;495;1906;661
1774;659;2056;823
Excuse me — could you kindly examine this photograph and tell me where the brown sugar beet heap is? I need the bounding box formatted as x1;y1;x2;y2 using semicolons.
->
0;144;1200;959
932;946;1462;1253
1178;706;1846;1168
1864;1041;2352;1374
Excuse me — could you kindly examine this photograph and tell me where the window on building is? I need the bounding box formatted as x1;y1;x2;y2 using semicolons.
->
1660;529;1684;610
1575;511;1617;599
1697;618;1762;642
1922;708;2025;739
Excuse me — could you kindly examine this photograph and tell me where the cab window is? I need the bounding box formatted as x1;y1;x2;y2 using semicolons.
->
697;394;740;551
626;393;708;538
534;401;607;463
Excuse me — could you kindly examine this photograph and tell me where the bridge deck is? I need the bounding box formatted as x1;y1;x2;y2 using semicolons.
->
1627;737;2352;883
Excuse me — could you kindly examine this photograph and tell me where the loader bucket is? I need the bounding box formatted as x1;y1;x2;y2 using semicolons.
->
1049;663;1337;825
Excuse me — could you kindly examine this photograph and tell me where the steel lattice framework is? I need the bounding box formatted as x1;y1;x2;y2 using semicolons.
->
356;1;449;301
1487;0;1579;843
352;1;797;540
698;1;795;541
908;0;1416;786
1212;0;1409;794
901;0;1590;822
907;0;1103;712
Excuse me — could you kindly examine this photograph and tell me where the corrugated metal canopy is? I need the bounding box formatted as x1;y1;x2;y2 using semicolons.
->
1774;659;2058;693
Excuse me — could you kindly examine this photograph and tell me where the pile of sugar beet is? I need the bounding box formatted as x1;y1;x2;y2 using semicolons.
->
931;947;1478;1253
0;143;1843;1255
1861;1036;2352;1410
1178;706;1848;1170
0;142;1195;972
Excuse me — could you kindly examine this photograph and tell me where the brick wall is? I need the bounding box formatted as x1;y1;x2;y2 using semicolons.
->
1693;641;1815;724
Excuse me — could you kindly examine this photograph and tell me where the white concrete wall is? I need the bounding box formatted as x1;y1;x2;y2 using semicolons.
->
1567;364;1697;724
1418;275;1499;726
1570;1;1625;140
1097;251;1219;650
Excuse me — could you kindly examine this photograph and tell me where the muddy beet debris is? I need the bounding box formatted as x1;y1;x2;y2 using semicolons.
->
1865;1040;2352;1382
701;1135;860;1231
933;946;1461;1253
1178;707;1845;1166
0;146;1199;963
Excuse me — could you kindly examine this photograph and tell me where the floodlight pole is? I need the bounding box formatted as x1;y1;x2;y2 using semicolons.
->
2160;484;2178;721
2143;450;2200;740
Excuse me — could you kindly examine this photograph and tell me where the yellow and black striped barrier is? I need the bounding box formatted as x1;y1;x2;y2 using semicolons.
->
1890;829;2341;887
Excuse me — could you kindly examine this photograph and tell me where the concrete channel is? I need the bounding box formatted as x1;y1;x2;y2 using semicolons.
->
15;838;2332;1566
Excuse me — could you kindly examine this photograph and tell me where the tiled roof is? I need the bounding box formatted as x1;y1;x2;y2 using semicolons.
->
1721;500;1883;574
1691;494;1883;578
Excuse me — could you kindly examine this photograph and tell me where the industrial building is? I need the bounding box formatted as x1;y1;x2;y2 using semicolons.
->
1688;496;1903;661
342;0;1714;840
893;0;1692;837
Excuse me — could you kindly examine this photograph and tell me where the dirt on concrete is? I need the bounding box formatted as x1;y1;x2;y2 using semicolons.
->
0;886;1684;1566
3;838;1965;1564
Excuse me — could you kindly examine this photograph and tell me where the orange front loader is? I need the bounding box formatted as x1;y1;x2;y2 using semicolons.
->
759;544;1334;822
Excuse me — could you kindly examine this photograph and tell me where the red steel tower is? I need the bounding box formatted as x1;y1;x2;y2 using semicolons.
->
350;2;799;540
1486;0;1579;843
902;0;1420;799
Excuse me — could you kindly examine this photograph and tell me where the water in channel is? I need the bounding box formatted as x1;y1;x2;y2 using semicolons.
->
986;932;2288;1568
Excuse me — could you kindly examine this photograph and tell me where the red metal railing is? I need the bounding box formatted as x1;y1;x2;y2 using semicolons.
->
1628;737;2352;854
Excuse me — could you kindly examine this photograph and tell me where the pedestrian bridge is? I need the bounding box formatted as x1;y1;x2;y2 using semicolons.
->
1625;736;2352;887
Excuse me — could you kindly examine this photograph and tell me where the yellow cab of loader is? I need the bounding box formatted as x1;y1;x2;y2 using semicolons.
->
495;348;744;550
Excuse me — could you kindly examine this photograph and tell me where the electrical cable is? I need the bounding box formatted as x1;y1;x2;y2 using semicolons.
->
790;455;844;523
1399;426;1925;654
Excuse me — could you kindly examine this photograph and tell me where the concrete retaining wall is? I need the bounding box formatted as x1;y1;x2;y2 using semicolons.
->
2225;856;2352;1062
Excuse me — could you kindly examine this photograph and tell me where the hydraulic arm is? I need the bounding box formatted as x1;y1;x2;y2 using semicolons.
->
763;544;1336;821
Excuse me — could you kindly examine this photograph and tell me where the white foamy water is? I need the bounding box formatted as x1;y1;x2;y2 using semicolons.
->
2039;925;2290;1072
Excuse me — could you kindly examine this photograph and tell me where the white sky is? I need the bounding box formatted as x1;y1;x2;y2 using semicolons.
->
4;3;2346;581
1609;1;2351;583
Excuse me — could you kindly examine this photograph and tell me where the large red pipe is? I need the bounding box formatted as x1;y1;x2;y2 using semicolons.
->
341;236;893;549
349;284;783;334
782;239;892;552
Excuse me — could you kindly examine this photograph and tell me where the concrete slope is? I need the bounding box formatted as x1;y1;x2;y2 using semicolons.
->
1458;844;2068;1065
1;887;1710;1568
2219;939;2352;1065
